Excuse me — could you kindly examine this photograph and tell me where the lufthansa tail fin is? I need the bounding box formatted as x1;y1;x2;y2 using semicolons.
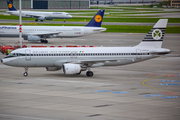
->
85;10;105;27
7;0;17;11
136;19;168;48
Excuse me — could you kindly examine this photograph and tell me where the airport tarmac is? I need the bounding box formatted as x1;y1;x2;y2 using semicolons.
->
0;33;180;120
1;19;180;26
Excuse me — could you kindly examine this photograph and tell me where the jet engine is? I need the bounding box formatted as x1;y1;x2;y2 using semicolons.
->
27;35;41;41
38;16;45;20
46;18;53;20
62;64;81;75
46;67;61;71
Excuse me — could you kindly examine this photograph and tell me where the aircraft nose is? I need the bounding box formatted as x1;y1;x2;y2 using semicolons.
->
69;15;72;18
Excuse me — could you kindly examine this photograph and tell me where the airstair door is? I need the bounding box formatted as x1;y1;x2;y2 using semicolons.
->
25;50;31;61
136;49;141;59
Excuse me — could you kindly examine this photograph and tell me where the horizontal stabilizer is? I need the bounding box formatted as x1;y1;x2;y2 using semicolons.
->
150;48;171;55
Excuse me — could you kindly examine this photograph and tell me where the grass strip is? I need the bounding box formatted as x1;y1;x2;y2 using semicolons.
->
1;15;180;23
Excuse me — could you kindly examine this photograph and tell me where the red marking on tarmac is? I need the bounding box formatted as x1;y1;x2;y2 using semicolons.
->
162;92;176;95
165;75;176;77
147;74;158;76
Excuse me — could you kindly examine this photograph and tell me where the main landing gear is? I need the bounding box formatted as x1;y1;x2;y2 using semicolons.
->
23;67;28;77
35;19;43;22
41;39;48;43
86;71;93;77
86;67;93;77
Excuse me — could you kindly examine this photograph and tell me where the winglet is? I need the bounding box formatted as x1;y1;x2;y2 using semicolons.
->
7;0;17;11
85;10;105;27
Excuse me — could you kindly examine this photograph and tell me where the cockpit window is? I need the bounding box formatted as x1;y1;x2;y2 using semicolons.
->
4;53;19;58
3;53;24;59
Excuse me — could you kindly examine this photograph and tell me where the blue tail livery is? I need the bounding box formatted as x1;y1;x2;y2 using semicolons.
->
7;0;17;11
86;10;105;27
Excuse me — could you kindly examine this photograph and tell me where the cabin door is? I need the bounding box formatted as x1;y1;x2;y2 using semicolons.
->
136;49;141;59
25;50;31;61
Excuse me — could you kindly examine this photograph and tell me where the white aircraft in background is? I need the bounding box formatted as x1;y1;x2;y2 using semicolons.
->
0;10;106;43
1;19;170;77
6;0;72;22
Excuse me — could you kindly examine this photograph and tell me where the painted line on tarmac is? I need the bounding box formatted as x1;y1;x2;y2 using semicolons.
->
94;90;112;92
162;92;177;95
161;80;179;82
142;70;180;94
165;75;176;77
142;94;163;97
162;96;179;99
113;91;130;94
159;83;179;86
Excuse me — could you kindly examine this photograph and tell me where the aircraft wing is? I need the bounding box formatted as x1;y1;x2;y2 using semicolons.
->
24;14;42;18
25;32;63;37
67;58;135;67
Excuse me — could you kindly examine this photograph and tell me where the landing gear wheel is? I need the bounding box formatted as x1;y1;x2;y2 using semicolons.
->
23;72;28;77
86;71;93;77
23;67;28;77
41;40;45;43
41;20;43;22
44;40;48;43
41;40;48;43
35;19;38;22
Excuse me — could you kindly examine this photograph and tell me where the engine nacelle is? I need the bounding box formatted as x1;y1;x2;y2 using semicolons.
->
38;16;45;20
46;67;61;71
62;64;81;75
46;18;53;20
27;35;41;41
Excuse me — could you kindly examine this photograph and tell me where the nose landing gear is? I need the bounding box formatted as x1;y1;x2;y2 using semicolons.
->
23;67;28;77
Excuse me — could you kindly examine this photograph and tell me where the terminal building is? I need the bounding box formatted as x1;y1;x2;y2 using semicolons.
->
0;0;90;9
90;0;158;4
171;0;180;7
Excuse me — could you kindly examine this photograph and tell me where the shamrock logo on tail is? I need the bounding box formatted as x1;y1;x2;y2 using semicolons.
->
152;29;162;40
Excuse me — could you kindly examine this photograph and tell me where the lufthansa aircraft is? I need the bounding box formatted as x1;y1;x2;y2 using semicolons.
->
1;19;170;77
6;0;72;22
0;10;106;43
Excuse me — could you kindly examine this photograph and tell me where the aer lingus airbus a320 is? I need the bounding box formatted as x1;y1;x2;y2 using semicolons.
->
1;19;170;77
0;10;106;43
6;0;72;22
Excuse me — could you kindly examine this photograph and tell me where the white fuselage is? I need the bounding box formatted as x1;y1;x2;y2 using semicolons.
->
0;26;106;38
6;11;72;19
2;46;166;67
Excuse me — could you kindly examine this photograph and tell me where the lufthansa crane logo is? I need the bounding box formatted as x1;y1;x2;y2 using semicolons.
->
95;15;102;23
8;4;12;8
152;29;162;40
